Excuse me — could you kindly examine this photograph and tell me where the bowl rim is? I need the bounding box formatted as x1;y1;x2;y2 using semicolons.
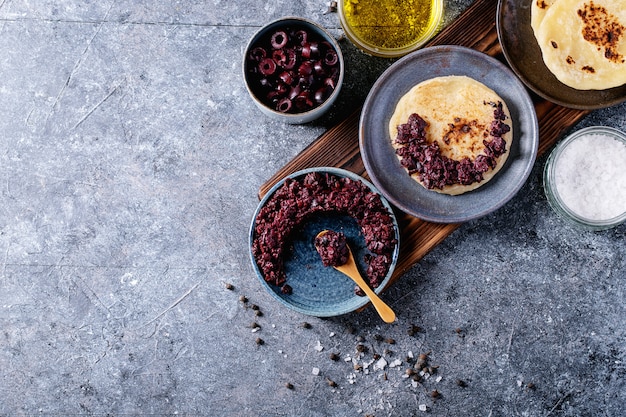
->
248;167;400;317
242;16;344;121
337;0;444;58
543;125;626;230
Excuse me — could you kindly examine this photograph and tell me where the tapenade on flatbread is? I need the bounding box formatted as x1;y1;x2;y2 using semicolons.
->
532;0;626;90
389;75;513;196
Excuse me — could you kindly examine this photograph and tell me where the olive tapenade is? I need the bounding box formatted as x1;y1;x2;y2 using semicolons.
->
252;172;397;294
394;101;510;190
314;230;349;267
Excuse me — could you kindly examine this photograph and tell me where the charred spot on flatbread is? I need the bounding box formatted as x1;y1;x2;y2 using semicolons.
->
577;1;625;64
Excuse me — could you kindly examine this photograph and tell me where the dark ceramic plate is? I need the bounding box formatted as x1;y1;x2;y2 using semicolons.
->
249;167;399;317
360;45;539;223
497;0;626;110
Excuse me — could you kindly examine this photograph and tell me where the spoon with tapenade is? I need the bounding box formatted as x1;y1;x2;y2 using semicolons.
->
315;230;396;323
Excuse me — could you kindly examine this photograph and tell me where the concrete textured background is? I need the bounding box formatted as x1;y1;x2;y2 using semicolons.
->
0;0;625;416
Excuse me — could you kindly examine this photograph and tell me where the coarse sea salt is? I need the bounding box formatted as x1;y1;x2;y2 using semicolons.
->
554;133;626;220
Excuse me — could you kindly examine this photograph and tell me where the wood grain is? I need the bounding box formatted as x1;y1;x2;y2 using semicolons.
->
258;0;590;289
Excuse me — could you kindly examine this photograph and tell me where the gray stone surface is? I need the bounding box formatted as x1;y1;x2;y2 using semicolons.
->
0;1;625;416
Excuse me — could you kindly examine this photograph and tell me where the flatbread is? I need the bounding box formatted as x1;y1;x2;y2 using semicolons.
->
531;0;559;33
389;75;513;195
533;0;626;90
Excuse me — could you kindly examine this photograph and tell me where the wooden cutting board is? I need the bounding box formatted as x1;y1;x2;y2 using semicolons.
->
258;0;589;288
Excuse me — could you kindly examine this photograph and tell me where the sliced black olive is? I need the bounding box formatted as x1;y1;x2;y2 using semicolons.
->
271;30;288;49
295;91;313;110
259;58;277;76
276;97;292;113
288;85;301;100
298;61;313;77
272;49;286;67
324;50;338;66
293;30;308;46
282;48;297;70
313;60;325;76
279;71;295;85
249;46;266;61
314;86;331;104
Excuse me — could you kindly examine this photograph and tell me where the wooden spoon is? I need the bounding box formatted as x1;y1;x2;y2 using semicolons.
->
315;230;396;323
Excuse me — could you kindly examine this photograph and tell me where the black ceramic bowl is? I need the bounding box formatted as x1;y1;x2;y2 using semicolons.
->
243;17;344;124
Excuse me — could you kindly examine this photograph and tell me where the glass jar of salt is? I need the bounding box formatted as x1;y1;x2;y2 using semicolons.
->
544;126;626;230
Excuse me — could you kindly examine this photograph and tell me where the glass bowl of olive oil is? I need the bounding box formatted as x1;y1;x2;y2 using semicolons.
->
338;0;444;58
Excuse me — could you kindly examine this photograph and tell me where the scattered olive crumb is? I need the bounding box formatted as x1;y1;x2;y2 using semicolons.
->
326;377;337;387
224;282;234;290
456;379;468;388
301;322;312;329
324;0;337;14
383;349;393;356
408;324;422;336
405;368;416;376
255;310;263;317
251;322;261;329
385;337;396;345
285;382;294;390
526;382;536;390
383;372;388;381
353;363;363;372
431;389;441;399
373;353;381;360
329;352;340;361
373;334;383;341
356;343;367;353
255;337;264;345
239;295;248;303
250;304;260;311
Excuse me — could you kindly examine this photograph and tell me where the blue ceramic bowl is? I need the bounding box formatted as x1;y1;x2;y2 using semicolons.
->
249;167;400;317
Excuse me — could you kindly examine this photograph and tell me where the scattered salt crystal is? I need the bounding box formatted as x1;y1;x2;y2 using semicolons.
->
312;367;320;376
436;376;442;383
389;359;402;368
373;357;388;371
251;327;259;333
329;332;335;337
407;351;414;359
554;132;626;220
314;341;324;352
418;404;428;412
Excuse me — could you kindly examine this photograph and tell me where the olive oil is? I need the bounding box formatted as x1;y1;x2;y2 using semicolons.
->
342;0;441;51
